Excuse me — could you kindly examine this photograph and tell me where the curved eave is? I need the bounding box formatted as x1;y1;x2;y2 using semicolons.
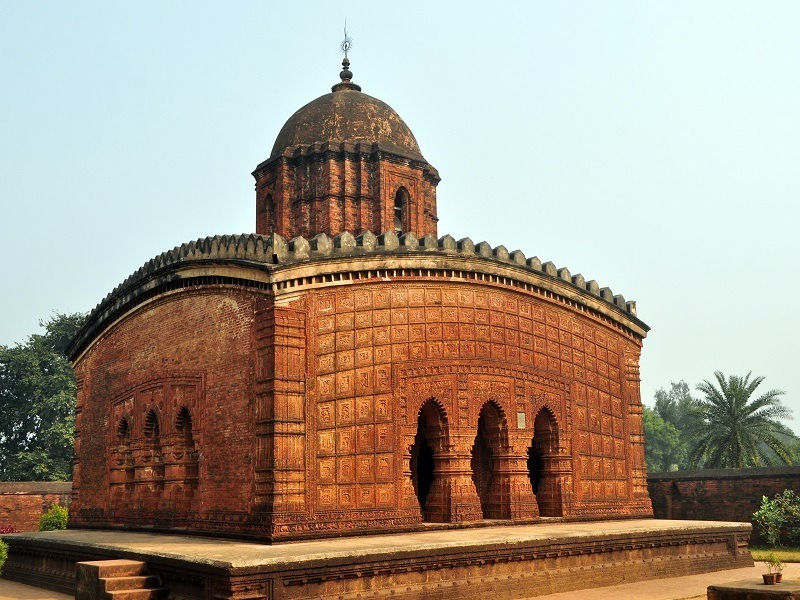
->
68;233;649;363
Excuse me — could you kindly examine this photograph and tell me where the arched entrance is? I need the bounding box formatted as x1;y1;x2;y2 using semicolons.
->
528;408;562;517
410;399;447;521
471;402;507;519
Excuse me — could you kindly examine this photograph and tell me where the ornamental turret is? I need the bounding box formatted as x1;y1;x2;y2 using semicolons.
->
253;57;439;240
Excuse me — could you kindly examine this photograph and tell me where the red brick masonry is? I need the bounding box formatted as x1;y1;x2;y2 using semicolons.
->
0;482;72;532
65;232;652;541
648;466;800;543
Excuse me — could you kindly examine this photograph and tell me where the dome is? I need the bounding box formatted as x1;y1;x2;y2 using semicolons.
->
270;87;425;162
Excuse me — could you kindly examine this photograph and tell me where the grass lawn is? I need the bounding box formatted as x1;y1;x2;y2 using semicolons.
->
751;546;800;562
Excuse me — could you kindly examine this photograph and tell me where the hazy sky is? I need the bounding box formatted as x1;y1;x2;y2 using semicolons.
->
1;3;798;422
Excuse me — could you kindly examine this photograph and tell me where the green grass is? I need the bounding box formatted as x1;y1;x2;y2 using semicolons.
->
751;546;800;562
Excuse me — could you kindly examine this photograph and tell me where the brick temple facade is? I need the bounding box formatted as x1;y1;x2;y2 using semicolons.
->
65;59;652;542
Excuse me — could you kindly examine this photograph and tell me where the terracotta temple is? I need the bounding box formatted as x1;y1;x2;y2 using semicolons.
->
66;57;653;542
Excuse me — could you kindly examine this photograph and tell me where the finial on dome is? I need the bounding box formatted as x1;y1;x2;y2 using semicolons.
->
332;22;362;92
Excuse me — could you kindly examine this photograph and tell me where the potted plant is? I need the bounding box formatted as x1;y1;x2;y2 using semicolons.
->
763;552;783;585
774;557;784;583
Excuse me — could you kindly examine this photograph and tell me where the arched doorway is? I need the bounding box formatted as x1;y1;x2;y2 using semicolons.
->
471;402;507;519
529;408;562;517
527;442;543;497
410;399;446;521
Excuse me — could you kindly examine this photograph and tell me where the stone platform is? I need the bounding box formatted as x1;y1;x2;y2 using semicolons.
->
1;519;752;600
708;579;800;599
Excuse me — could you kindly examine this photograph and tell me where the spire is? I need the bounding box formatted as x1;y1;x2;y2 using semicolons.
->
332;23;361;92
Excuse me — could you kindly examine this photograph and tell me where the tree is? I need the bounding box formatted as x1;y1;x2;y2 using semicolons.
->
0;313;84;481
651;380;703;470
687;371;793;469
654;381;695;428
643;406;687;473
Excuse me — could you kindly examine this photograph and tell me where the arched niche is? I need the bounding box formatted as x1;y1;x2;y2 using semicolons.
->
143;409;165;493
174;406;198;495
111;417;135;497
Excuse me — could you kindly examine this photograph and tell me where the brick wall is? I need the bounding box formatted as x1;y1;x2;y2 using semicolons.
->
70;287;264;533
255;149;439;240
0;482;72;532
66;237;653;541
648;466;800;542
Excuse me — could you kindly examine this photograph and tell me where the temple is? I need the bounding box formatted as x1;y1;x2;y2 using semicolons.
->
65;56;653;542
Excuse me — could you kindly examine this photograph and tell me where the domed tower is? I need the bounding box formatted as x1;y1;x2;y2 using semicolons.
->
253;57;440;240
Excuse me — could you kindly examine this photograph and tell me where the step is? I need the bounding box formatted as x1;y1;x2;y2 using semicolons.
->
82;559;149;578
103;587;169;600
102;575;161;591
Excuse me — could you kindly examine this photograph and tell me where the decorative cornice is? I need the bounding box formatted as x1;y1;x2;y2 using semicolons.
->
67;230;648;361
252;141;441;184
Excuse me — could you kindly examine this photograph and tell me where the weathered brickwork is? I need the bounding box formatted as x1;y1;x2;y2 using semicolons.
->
291;281;649;535
70;288;265;534
65;63;652;541
649;467;800;543
0;482;71;532
66;239;651;540
255;148;439;241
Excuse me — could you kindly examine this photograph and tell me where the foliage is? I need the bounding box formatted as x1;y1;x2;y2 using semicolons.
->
754;490;800;547
38;503;69;531
643;407;686;472
0;525;18;534
687;372;793;469
0;539;7;576
764;551;784;573
653;381;697;431
0;313;84;481
643;381;696;472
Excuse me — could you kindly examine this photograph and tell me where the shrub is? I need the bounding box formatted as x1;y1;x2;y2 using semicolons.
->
0;525;18;534
754;490;800;547
0;540;7;576
38;503;68;531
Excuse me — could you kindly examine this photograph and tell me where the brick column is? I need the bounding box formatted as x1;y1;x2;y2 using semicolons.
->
425;431;482;523
253;298;307;531
499;435;539;520
624;347;651;504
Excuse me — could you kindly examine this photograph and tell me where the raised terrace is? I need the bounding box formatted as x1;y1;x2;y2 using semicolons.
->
2;519;752;599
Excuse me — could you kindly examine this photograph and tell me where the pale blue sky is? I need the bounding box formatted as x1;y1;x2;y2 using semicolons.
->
1;2;798;421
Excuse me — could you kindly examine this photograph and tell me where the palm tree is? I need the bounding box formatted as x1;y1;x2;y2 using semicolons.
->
687;371;793;469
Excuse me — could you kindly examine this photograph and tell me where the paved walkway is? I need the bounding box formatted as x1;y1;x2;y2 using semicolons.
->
4;564;799;600
530;562;800;600
0;580;70;600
